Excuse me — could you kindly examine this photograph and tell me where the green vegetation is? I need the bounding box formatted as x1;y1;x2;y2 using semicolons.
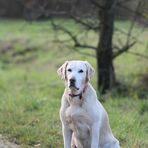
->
0;19;148;147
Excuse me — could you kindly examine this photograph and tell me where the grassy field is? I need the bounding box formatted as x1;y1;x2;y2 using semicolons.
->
0;19;148;148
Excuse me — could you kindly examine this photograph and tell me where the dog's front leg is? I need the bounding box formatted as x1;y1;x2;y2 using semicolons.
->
63;126;72;148
91;122;100;148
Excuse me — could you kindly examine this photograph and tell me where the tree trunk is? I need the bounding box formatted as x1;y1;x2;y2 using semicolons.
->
97;0;116;94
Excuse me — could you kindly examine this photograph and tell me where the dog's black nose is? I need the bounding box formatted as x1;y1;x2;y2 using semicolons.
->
70;78;76;84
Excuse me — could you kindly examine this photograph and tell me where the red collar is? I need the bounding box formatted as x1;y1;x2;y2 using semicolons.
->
69;93;82;99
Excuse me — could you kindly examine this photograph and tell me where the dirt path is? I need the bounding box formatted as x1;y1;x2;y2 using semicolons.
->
0;135;20;148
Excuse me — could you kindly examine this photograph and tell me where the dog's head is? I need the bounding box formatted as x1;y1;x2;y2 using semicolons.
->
57;60;95;93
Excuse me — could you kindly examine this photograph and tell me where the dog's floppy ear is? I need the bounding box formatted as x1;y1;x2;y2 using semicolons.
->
57;61;69;80
85;61;95;81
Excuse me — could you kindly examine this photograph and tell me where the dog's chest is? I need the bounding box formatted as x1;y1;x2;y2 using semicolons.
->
67;96;83;106
65;104;92;136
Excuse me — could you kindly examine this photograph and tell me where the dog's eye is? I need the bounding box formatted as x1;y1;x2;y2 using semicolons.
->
78;69;84;73
67;69;72;72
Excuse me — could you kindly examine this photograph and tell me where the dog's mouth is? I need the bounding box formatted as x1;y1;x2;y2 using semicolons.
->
69;85;79;90
68;79;79;90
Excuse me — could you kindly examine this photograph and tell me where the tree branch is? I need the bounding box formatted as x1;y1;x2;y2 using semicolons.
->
117;2;147;20
71;15;144;45
113;0;146;59
127;51;148;59
126;0;142;45
114;27;143;44
112;41;136;59
118;0;134;4
51;20;97;50
88;0;105;9
70;15;99;31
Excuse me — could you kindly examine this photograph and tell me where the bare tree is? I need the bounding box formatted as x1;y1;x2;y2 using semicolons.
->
96;0;117;93
51;0;147;94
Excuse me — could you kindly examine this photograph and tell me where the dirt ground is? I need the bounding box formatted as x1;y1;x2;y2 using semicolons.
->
0;135;20;148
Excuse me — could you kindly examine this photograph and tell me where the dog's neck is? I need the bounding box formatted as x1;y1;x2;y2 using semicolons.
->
68;93;83;99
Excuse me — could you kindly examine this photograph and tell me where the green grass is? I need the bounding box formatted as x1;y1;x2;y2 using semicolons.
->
0;19;148;147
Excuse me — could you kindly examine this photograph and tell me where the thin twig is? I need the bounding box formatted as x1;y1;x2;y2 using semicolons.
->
117;3;147;20
88;0;105;9
112;41;136;59
127;51;148;59
118;0;134;4
113;0;145;59
70;15;99;31
115;27;143;44
126;0;142;45
51;20;97;50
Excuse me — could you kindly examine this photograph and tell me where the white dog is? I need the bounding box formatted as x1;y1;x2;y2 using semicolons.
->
57;60;120;148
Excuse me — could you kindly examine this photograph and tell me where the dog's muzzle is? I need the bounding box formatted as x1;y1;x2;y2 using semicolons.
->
69;78;79;90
